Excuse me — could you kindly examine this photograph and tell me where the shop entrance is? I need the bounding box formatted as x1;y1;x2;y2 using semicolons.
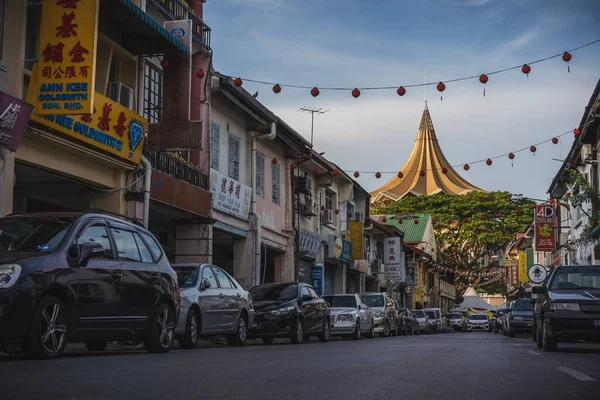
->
213;228;236;276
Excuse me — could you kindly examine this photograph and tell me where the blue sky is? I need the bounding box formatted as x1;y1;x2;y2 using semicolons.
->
205;0;600;199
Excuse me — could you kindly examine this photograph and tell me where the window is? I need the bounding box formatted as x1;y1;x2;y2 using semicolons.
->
133;232;154;263
213;267;233;288
143;61;162;124
78;225;113;259
308;287;319;299
256;152;265;197
110;229;141;262
140;231;162;260
202;267;219;288
228;132;240;180
325;189;334;211
271;163;281;204
300;286;310;298
24;1;42;71
210;122;220;170
0;0;5;60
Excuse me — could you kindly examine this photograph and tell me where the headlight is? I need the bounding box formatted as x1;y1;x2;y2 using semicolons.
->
0;264;22;289
374;311;384;318
271;306;295;315
336;314;355;322
512;316;524;321
550;302;580;311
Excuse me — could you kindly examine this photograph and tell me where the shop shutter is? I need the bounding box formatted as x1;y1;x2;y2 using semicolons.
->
228;132;240;180
272;163;281;204
256;152;265;197
210;122;220;170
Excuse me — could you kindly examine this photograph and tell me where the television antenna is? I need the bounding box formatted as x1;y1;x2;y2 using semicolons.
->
298;106;329;146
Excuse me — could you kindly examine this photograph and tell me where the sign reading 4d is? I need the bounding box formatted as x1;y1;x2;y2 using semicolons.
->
34;0;99;116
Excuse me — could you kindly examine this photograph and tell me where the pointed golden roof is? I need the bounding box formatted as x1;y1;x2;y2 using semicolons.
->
371;103;485;203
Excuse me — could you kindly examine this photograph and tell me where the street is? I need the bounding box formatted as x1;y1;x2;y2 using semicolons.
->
2;333;599;399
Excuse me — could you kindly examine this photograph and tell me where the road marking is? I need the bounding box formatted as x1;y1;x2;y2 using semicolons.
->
527;351;541;356
557;367;598;382
513;344;524;347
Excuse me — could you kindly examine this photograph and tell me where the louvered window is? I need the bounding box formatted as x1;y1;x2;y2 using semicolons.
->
256;152;265;197
272;163;281;205
228;132;240;180
210;122;220;170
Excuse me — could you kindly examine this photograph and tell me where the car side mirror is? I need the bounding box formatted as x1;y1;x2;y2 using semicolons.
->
532;286;547;295
78;242;104;267
200;279;211;290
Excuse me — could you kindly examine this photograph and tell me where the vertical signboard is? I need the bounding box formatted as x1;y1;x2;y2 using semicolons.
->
534;203;556;252
383;237;405;283
0;92;34;151
349;221;364;260
35;0;99;115
311;264;323;295
518;252;528;283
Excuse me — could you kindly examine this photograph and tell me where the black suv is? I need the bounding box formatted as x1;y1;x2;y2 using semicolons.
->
533;265;600;351
0;211;180;359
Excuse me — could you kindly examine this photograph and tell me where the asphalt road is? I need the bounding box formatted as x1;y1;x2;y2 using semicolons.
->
2;331;600;400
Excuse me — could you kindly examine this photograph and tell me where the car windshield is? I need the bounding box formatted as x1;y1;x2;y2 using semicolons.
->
425;311;436;319
470;315;487;320
364;295;384;308
0;217;73;252
412;310;425;318
323;295;357;308
549;266;600;290
447;313;462;319
173;267;199;288
250;284;298;302
512;301;533;311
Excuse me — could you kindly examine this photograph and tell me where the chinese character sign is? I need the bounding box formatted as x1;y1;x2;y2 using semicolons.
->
35;0;98;116
518;252;528;283
0;92;33;152
534;204;556;253
349;221;364;260
209;168;251;219
383;237;405;283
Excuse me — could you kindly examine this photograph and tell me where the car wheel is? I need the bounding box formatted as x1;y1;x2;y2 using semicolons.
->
24;295;68;359
262;337;274;345
351;320;361;340
366;320;375;339
85;340;107;352
542;320;557;352
226;314;247;347
179;308;199;349
290;319;304;344
145;303;175;353
319;317;330;342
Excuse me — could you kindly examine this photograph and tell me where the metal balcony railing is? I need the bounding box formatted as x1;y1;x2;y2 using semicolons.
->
148;0;212;51
439;280;456;300
145;151;208;190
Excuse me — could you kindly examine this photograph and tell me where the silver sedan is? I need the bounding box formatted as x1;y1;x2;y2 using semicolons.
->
323;294;374;339
172;264;255;348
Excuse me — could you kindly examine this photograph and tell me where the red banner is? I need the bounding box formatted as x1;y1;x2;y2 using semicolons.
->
535;204;556;252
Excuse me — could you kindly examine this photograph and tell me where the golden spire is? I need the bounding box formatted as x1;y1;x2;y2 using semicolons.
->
370;106;485;204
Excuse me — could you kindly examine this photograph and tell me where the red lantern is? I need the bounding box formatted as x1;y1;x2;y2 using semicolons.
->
552;137;559;144
234;77;243;87
463;217;470;223
397;171;404;179
335;209;340;215
398;219;403;224
321;205;325;211
530;145;537;153
497;212;503;217
196;69;205;79
160;59;169;68
521;64;531;76
332;169;340;176
271;158;278;165
397;86;406;96
272;84;282;94
419;170;425;177
486;158;492;166
574;128;581;136
353;171;360;178
382;217;387;223
463;164;470;171
290;163;297;170
481;215;487;221
375;172;381;179
312;166;319;174
508;152;515;160
311;87;320;97
437;81;446;92
479;74;488;96
414;219;419;225
562;51;572;72
351;88;361;98
441;167;448;174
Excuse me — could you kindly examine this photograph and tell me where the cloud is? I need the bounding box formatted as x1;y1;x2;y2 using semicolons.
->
443;0;498;6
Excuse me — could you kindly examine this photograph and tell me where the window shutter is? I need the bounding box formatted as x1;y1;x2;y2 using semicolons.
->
256;153;265;197
210;122;220;170
228;132;240;180
271;163;280;204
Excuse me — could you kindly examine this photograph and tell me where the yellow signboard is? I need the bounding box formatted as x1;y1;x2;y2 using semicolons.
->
349;221;364;260
518;252;528;283
28;64;146;164
34;0;99;115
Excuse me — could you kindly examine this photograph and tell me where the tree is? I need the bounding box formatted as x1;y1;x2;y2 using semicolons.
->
371;191;534;296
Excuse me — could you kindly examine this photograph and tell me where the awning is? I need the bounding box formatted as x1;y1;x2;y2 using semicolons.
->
101;0;189;56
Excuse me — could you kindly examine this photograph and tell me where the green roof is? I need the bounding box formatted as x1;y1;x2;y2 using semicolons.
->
381;214;430;243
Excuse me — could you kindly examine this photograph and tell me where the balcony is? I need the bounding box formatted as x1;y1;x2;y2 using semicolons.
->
439;280;456;300
148;0;211;52
145;151;208;190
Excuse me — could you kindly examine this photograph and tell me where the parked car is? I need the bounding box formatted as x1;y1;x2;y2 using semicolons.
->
399;308;419;335
172;264;254;348
533;265;600;351
424;308;442;333
501;301;515;336
363;292;399;337
467;314;490;331
504;299;534;337
247;283;330;344
447;312;467;332
412;309;430;334
0;211;180;359
323;294;374;340
492;309;506;333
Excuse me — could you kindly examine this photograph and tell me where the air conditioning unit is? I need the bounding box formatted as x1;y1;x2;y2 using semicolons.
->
304;200;319;217
322;209;334;225
581;144;593;162
211;75;221;89
108;82;134;110
372;259;382;274
405;252;415;264
297;176;312;195
354;212;364;222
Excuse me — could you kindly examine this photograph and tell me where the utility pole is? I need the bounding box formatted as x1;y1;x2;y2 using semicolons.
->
298;107;329;146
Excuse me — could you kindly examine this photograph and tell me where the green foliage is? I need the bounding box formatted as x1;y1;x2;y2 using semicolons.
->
372;191;534;296
565;168;600;241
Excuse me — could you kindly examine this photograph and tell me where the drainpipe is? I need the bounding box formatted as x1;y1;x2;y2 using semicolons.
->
140;155;152;228
251;122;276;286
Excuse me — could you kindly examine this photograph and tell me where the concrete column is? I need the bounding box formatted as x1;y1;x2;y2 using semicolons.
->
175;223;212;264
276;247;295;283
233;236;254;290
